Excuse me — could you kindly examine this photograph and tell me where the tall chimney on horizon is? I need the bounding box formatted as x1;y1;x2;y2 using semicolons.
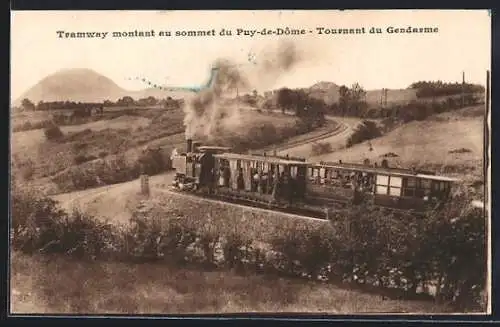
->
187;139;193;153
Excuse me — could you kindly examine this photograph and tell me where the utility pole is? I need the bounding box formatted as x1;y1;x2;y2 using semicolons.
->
462;71;466;107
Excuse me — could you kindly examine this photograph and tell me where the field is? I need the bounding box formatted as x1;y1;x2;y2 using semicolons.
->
10;252;449;314
312;105;485;181
12;115;151;153
11;105;300;196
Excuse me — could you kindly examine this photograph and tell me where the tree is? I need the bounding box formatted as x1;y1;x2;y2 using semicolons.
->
117;96;135;107
337;83;368;117
338;85;350;116
277;88;295;114
147;96;158;106
349;83;368;116
21;98;35;111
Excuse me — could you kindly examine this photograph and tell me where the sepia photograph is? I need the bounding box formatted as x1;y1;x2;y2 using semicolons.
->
9;10;491;315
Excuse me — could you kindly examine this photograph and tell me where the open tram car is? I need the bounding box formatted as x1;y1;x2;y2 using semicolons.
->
171;139;458;218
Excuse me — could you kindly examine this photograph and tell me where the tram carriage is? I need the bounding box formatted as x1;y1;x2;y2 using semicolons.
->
171;138;460;217
212;152;309;206
308;160;458;212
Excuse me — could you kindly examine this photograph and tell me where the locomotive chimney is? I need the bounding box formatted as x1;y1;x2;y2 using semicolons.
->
186;139;193;153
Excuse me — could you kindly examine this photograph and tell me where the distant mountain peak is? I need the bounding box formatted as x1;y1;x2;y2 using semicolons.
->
13;68;193;106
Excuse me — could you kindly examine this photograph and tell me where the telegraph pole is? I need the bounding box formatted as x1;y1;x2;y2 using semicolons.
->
462;71;466;107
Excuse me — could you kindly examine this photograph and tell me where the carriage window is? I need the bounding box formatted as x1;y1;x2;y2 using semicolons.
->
290;166;298;178
403;177;416;197
376;174;389;195
376;175;389;186
376;185;388;195
332;170;340;179
390;176;402;188
308;167;313;177
389;186;401;196
421;179;431;188
407;178;416;188
389;176;402;197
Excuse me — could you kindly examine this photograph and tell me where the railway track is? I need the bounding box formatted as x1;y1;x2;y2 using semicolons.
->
261;122;348;153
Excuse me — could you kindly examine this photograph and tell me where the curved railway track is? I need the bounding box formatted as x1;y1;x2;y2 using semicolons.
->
262;122;348;153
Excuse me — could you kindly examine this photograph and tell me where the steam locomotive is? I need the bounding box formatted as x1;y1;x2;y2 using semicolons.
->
170;139;458;218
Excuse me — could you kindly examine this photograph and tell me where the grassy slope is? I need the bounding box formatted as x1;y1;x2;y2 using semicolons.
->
312;105;485;179
11;107;299;196
10;252;450;314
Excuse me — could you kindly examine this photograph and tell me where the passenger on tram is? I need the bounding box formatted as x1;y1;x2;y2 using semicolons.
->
237;168;245;190
253;170;261;192
218;166;225;187
261;172;268;193
223;164;231;187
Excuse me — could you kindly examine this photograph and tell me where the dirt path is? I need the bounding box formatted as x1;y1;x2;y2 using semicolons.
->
53;173;175;224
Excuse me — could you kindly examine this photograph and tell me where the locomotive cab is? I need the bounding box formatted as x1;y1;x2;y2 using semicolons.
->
171;139;230;191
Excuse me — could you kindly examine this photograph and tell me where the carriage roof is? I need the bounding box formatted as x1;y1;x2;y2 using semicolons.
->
312;162;459;182
214;152;309;166
197;146;231;152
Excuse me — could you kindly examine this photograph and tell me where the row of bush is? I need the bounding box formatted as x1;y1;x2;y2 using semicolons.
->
13;119;55;133
11;187;487;312
51;149;170;192
364;95;483;121
210;119;321;153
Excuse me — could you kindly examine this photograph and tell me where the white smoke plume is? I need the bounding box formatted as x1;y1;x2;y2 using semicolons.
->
183;40;304;141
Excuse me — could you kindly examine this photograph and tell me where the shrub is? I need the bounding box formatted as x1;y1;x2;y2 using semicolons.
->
11;187;486;312
346;120;382;148
311;142;332;156
11;190;120;259
44;124;64;141
137;148;167;175
52;155;141;192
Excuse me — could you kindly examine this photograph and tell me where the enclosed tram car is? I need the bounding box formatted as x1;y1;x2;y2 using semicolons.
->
171;139;458;217
307;161;457;212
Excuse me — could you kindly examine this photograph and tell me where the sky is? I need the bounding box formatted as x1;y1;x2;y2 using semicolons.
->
11;10;491;100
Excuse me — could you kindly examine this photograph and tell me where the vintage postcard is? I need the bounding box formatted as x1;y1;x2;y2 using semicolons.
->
9;10;491;315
